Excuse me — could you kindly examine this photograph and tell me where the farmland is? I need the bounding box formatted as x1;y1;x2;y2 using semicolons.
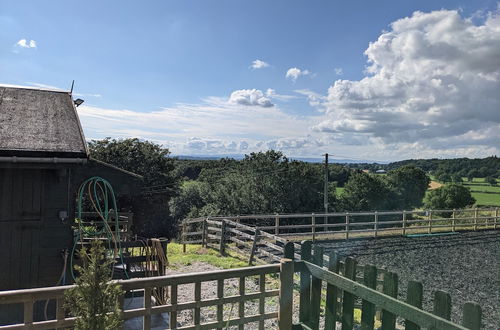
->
462;178;500;206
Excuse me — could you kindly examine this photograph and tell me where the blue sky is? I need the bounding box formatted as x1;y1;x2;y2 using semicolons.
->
1;0;500;161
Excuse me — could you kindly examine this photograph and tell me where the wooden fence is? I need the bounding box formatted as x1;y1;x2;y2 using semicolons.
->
0;242;483;329
183;207;498;242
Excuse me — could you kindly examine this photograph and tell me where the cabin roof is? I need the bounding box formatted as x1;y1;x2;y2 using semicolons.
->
0;85;87;157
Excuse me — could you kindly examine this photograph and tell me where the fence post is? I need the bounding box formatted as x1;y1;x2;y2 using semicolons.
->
402;210;407;236
361;265;377;330
474;208;478;231
428;211;433;234
182;221;187;253
312;213;316;242
248;229;260;265
374;211;378;238
325;251;340;329
495;207;498;230
310;245;323;329
345;212;350;240
299;241;312;323
202;218;207;247
381;272;398;330
23;299;33;328
452;209;456;232
219;220;226;256
278;258;294;330
341;257;357;329
433;291;452;320
406;281;423;330
462;302;482;330
275;214;280;235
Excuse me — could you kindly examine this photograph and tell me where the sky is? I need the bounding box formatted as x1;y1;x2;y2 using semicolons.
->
1;0;499;162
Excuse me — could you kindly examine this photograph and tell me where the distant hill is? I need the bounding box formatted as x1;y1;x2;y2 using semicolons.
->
175;154;385;164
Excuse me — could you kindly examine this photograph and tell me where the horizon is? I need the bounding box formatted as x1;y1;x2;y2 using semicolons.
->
1;0;499;161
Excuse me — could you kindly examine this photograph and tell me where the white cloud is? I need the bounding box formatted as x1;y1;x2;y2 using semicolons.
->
251;59;270;69
313;9;500;155
294;89;325;107
265;88;298;101
334;68;343;75
16;39;37;48
285;67;310;81
228;89;274;107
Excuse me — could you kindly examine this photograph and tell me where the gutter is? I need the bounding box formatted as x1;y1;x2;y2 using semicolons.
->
0;156;88;164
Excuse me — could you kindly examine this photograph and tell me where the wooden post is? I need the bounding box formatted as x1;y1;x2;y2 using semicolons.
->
341;257;357;329
299;241;312;323
182;221;187;253
216;280;224;330
361;265;377;330
283;241;295;259
381;272;398;330
238;277;245;330
194;281;201;326
24;299;33;329
402;210;407;236
494;207;498;230
325;251;340;329
143;287;152;330
202;218;207;247
452;209;456;232
312;213;316;242
278;258;294;330
275;214;280;235
405;281;423;330
248;229;260;265
345;212;350;240
310;245;323;329
474;208;478;231
462;302;482;330
219;220;226;256
433;291;452;320
171;284;178;330
55;297;65;330
259;274;266;330
428;211;433;234
374;211;378;238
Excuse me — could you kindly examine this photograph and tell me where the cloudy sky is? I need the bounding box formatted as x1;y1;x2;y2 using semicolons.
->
1;0;499;161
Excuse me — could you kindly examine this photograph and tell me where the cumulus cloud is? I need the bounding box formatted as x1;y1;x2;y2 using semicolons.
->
228;89;274;107
251;59;270;69
16;39;36;48
314;9;500;154
286;67;310;81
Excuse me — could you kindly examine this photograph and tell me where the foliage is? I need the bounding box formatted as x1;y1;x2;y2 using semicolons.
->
386;166;430;209
485;176;497;186
65;240;123;330
340;172;394;211
88;138;179;237
424;184;476;211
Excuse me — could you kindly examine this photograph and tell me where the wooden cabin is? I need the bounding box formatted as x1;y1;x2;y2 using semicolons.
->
0;85;142;297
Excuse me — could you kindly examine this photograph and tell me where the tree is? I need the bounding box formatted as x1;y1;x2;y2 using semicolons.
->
485;176;497;186
340;172;394;211
65;240;123;330
88;138;179;237
386;166;430;209
424;184;476;211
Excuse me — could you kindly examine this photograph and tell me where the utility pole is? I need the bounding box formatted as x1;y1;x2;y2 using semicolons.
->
324;153;329;214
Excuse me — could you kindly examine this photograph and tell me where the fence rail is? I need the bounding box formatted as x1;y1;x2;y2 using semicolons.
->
183;208;498;243
0;242;483;329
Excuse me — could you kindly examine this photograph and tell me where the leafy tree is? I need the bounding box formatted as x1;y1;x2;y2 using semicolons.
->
88;138;179;237
65;240;123;330
485;176;497;186
451;174;463;184
424;184;476;210
340;172;394;211
387;166;430;209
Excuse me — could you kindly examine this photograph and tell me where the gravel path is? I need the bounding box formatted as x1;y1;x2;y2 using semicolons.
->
318;230;500;329
166;262;282;329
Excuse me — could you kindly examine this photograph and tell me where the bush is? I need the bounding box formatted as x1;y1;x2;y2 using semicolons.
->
424;184;476;213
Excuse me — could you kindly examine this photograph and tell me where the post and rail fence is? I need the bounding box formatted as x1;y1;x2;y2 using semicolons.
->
0;241;483;329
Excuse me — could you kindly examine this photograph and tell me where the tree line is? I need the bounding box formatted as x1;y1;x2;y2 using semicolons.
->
88;138;479;238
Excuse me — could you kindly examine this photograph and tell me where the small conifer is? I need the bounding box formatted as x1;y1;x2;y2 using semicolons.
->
65;240;123;330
